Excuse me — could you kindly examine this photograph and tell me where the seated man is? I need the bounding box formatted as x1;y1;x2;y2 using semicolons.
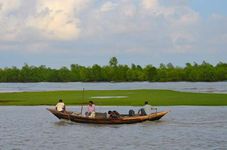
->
85;101;96;117
55;99;65;112
107;111;112;118
107;110;120;119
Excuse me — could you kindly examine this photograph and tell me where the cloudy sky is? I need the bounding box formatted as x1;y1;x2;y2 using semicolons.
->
0;0;227;68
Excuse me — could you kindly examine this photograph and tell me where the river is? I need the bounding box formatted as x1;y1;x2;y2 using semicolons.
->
0;82;227;93
1;83;227;149
0;106;227;150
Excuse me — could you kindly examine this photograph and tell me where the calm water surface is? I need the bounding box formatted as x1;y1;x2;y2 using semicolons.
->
0;82;227;93
0;106;227;150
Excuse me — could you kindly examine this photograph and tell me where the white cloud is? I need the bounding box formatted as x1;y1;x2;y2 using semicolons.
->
0;0;22;41
0;0;202;44
26;0;90;40
141;1;200;53
0;0;226;59
100;1;117;12
141;0;158;10
0;0;20;14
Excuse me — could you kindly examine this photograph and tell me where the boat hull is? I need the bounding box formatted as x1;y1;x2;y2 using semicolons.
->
47;108;168;124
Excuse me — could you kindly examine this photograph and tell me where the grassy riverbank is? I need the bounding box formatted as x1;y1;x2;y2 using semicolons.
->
0;89;227;106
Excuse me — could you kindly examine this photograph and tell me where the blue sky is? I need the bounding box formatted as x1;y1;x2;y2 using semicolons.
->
189;0;227;16
0;0;227;68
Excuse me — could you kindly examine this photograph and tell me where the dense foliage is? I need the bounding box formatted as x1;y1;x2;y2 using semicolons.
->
0;57;227;82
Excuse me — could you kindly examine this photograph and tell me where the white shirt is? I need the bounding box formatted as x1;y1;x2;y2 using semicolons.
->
143;104;155;114
56;102;65;111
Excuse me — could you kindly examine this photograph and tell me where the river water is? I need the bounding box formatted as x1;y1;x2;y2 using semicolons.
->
0;82;227;93
0;106;227;150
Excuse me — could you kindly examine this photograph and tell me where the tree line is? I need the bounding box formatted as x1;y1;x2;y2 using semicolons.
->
0;57;227;82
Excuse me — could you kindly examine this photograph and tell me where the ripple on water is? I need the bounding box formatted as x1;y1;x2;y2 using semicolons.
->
0;106;227;150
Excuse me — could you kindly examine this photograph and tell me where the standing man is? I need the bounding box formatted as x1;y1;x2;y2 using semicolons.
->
138;101;157;115
143;101;157;114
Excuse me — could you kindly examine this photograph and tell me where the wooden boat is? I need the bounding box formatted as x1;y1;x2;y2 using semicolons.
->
47;108;169;124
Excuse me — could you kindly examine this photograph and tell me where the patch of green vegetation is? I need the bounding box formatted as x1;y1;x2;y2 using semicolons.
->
0;90;227;106
1;57;227;82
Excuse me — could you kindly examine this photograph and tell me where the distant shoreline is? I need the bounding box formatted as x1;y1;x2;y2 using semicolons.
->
0;58;227;82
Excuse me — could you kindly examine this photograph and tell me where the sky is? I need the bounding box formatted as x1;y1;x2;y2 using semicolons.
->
0;0;227;68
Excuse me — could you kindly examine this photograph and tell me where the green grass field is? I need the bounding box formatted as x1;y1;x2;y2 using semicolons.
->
0;89;227;106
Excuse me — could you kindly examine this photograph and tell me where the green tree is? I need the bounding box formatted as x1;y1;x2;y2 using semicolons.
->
91;64;103;81
70;64;81;81
215;62;227;81
144;65;157;81
109;57;118;67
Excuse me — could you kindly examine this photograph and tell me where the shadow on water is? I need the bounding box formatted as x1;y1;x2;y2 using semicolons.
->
53;120;126;129
53;118;169;129
53;120;75;126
